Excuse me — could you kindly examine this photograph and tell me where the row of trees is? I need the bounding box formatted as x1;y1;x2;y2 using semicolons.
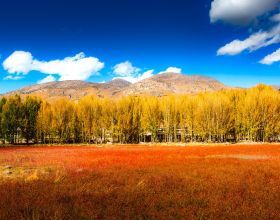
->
0;85;279;144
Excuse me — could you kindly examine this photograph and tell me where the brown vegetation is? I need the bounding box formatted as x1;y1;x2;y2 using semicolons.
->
0;144;280;219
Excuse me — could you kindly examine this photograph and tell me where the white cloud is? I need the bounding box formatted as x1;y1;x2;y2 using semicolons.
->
159;67;182;74
3;75;24;80
37;75;56;84
3;51;104;81
210;0;280;25
211;0;280;66
3;51;33;74
217;24;280;55
114;66;183;83
113;61;140;76
112;61;151;83
114;69;154;83
271;13;280;22
164;67;182;73
260;48;280;64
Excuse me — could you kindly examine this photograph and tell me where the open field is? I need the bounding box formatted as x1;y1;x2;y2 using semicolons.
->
1;144;280;219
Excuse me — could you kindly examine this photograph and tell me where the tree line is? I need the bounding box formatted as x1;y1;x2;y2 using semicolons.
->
0;84;279;144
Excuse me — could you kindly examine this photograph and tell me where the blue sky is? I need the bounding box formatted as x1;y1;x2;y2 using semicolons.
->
0;0;280;93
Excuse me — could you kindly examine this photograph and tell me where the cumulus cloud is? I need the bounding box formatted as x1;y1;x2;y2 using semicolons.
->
164;67;182;73
37;75;56;84
115;65;184;83
3;51;104;81
113;61;140;76
3;51;33;74
112;63;183;83
112;61;152;83
159;67;182;74
260;48;280;64
217;23;280;55
114;70;154;83
210;0;280;25
211;0;280;62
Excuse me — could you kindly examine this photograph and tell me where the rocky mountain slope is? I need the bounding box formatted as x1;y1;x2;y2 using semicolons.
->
5;79;131;100
120;73;227;96
3;73;228;100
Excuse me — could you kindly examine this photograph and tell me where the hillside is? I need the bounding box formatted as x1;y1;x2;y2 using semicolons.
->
5;79;131;100
120;73;227;96
3;73;228;100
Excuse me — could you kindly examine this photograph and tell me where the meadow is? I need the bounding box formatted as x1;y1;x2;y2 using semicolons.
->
1;144;280;219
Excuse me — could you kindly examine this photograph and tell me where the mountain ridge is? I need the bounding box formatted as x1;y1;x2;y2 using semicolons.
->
3;73;228;100
119;72;227;96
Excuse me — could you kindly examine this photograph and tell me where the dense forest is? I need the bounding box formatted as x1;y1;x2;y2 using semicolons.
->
0;84;279;144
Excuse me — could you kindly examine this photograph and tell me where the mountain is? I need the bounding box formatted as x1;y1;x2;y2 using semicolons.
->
119;73;227;96
5;79;131;101
3;73;228;100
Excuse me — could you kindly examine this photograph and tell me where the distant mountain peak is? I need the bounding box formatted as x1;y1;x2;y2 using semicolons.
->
105;78;131;86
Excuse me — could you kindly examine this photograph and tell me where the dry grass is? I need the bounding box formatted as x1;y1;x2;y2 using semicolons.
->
0;144;280;219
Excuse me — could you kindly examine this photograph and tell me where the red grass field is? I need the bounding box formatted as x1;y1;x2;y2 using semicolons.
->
1;144;280;219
